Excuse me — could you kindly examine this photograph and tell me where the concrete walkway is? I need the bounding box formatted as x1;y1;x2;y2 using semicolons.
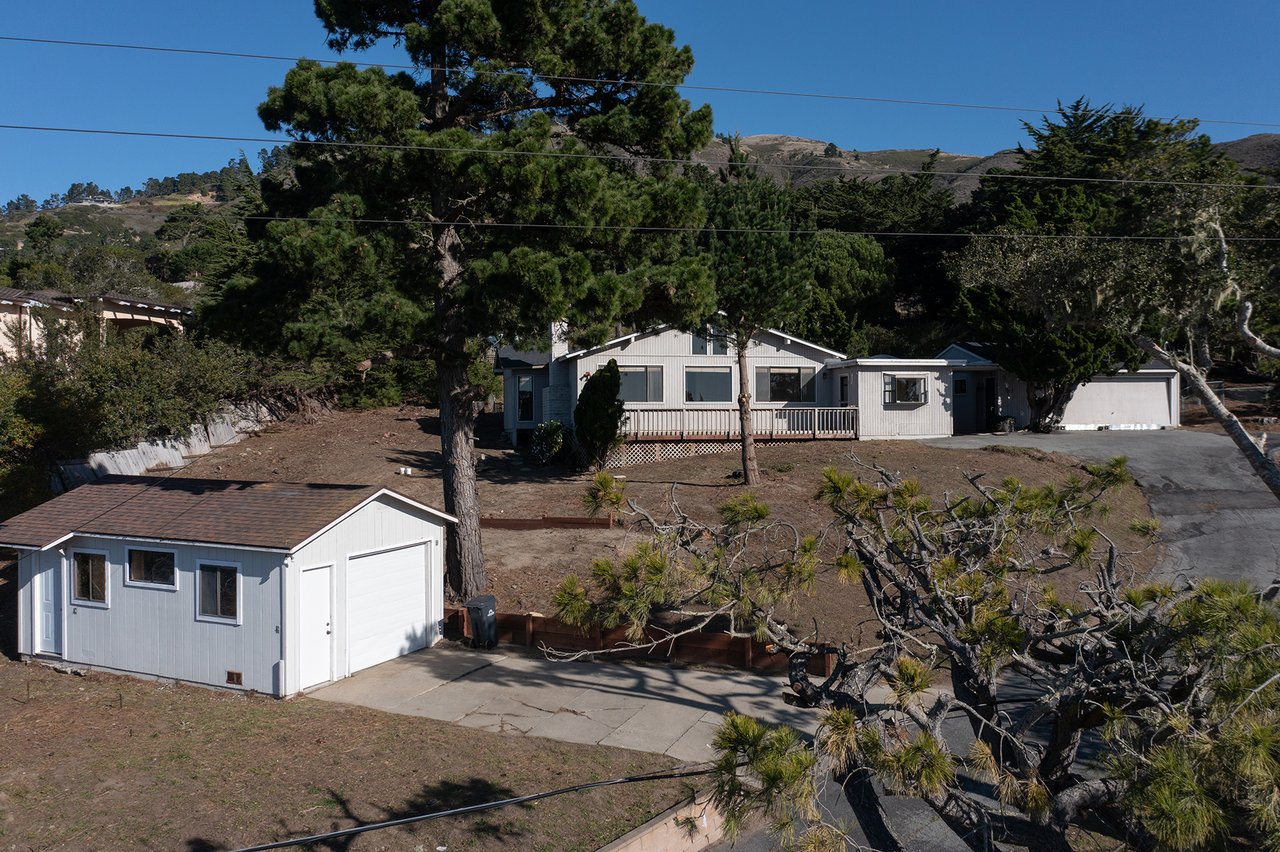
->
309;643;816;762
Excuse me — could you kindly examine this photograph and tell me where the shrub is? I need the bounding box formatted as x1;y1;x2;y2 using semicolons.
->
529;419;567;466
574;358;626;470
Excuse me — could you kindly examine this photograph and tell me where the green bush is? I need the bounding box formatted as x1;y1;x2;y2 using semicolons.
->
574;359;626;470
529;420;568;466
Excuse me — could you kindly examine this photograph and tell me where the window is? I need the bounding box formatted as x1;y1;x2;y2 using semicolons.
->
516;374;535;423
127;549;176;588
954;378;968;394
839;375;850;405
692;329;728;356
755;367;815;403
618;366;663;402
685;367;732;402
198;563;239;622
72;551;108;605
884;375;928;405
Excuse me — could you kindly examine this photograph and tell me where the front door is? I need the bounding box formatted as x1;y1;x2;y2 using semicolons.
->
299;565;333;689
36;557;62;656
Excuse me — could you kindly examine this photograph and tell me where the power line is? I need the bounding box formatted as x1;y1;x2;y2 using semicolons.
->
3;34;1278;131
232;763;716;852
1;122;1273;194
238;213;1280;243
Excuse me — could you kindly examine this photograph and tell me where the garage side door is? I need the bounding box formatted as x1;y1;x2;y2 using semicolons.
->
347;544;429;674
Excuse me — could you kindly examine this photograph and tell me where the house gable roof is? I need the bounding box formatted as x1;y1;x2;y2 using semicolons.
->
0;475;453;552
560;324;846;361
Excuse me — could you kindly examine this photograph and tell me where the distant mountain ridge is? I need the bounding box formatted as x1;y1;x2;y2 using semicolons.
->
714;132;1280;201
3;133;1276;242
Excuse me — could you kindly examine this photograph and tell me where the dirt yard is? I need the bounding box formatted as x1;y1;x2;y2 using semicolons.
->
177;407;1158;643
0;564;685;851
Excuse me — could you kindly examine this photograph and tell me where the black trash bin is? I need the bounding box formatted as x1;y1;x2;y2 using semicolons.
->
464;594;498;650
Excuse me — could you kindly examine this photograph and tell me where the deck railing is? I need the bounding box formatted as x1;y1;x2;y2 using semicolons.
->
622;406;858;440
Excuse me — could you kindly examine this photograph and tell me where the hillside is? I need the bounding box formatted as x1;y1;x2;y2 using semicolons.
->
4;133;1276;245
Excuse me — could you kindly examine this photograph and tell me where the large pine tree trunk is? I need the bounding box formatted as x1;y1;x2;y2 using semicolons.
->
438;357;485;600
432;218;486;601
736;336;760;486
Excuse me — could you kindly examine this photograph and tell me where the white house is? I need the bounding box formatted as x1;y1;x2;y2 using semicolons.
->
938;342;1181;431
0;475;455;697
501;324;854;445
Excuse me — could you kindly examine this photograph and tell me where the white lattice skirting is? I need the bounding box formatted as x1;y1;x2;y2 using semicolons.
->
606;439;811;468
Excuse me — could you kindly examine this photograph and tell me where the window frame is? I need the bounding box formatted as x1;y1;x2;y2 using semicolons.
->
617;365;663;403
515;374;535;423
883;374;929;406
124;547;178;591
754;366;816;404
839;374;850;405
684;366;733;403
691;328;728;356
195;560;242;625
70;549;110;609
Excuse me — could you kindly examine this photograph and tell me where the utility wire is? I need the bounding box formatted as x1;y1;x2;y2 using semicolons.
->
1;122;1273;194
238;214;1280;243
3;34;1278;131
231;763;717;852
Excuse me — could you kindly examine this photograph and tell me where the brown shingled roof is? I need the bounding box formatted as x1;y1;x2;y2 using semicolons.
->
0;475;423;551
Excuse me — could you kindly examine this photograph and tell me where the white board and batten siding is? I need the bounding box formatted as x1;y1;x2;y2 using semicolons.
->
828;359;959;439
286;493;446;694
17;537;286;694
568;327;840;415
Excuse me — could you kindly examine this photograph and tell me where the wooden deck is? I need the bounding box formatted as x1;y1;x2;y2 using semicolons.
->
622;406;858;441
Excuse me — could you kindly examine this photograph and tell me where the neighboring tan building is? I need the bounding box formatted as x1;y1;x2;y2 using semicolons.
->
0;287;190;359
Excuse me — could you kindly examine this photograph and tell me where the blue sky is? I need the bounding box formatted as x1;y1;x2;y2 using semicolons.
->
2;1;1276;203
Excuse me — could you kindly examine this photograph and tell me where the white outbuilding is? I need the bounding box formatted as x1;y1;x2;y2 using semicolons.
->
0;475;455;696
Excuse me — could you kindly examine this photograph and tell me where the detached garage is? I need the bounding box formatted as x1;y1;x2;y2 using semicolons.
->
0;475;455;697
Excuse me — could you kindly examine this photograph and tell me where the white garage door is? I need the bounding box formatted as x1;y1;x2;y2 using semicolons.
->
347;544;429;674
1062;376;1174;427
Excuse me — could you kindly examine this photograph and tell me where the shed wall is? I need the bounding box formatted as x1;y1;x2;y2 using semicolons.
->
286;495;446;694
24;538;285;694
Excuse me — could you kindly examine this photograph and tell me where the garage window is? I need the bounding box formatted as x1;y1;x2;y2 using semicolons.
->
197;562;240;623
126;548;176;589
71;551;109;607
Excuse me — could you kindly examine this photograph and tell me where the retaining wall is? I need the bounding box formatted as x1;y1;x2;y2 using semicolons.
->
55;406;271;491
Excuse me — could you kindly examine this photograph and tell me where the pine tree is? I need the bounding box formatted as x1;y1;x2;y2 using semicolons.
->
218;1;714;598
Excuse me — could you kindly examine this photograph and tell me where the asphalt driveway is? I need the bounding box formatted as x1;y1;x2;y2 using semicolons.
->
931;430;1280;589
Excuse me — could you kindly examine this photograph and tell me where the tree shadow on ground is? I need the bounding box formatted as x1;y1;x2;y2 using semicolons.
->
188;779;527;851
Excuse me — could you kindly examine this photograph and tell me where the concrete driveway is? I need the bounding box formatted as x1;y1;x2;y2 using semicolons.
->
310;643;815;763
931;430;1280;588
